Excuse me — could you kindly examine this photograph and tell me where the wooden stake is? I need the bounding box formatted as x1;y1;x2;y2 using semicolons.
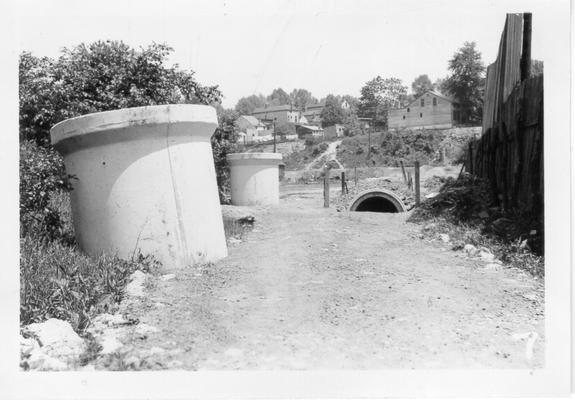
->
400;160;408;184
414;160;421;206
323;165;330;208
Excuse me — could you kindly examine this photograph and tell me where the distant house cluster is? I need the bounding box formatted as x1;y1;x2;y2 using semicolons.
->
388;91;461;130
235;101;348;144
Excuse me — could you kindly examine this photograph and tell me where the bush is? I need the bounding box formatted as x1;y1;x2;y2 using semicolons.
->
19;140;74;241
20;235;160;331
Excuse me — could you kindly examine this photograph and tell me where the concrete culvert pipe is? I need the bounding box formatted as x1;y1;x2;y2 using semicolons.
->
349;189;407;213
227;153;283;206
50;104;228;268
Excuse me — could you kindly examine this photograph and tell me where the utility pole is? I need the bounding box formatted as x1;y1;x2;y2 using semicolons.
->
273;117;277;153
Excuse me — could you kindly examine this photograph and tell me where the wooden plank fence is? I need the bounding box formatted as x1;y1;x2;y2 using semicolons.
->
467;13;543;217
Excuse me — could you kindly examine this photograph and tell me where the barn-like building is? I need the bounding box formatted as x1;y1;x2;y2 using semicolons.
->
388;91;460;130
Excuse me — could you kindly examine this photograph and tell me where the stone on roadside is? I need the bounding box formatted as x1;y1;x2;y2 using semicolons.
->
20;335;40;357
98;333;125;354
24;318;86;359
27;350;69;371
439;233;450;243
134;323;159;339
126;270;148;297
464;244;478;256
483;263;500;271
479;250;495;262
221;205;256;224
160;273;176;281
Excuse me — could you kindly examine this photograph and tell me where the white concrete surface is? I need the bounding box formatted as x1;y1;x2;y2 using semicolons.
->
51;104;227;268
227;153;283;206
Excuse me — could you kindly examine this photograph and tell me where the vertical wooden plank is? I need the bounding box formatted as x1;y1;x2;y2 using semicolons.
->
414;161;421;206
323;166;330;208
521;13;532;81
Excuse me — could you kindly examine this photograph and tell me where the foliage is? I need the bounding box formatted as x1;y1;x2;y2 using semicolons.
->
234;94;267;115
409;174;543;277
267;88;291;106
336;128;477;168
20;41;222;147
445;42;485;124
411;74;434;97
531;59;544;76
433;77;450;95
320;94;345;127
212;107;240;204
358;76;407;129
20;234;160;331
275;121;296;136
19;140;74;241
289;88;318;111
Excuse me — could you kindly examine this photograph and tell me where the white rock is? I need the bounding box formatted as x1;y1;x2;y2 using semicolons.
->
160;273;176;281
483;263;500;271
425;192;438;199
464;244;478;256
439;233;450;243
91;313;130;329
479;250;495;262
25;318;86;359
148;347;165;355
228;238;241;244
20;335;40;357
134;323;159;338
126;270;148;297
27;350;69;371
98;333;124;354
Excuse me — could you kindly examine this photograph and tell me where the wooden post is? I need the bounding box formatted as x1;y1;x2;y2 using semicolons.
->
400;160;408;184
407;172;412;190
414;161;420;206
341;171;346;194
354;166;358;187
323;165;330;208
520;13;532;82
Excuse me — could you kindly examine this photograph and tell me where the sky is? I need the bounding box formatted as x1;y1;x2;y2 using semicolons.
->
11;0;567;108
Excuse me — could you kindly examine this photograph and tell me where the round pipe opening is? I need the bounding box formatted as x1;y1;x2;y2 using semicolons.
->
349;189;406;213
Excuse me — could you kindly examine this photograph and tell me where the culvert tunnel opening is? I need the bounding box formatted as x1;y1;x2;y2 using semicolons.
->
354;196;400;213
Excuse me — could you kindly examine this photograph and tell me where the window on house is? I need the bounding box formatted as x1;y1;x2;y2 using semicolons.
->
420;99;424;107
402;115;405;120
433;98;437;106
420;113;422;118
407;107;410;112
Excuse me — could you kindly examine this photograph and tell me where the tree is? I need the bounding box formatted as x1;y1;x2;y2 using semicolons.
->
411;74;434;97
212;107;239;202
289;88;318;111
358;76;407;129
433;77;449;94
275;121;296;137
320;94;345;127
19;41;222;147
267;88;291;106
531;59;544;76
234;94;266;115
444;41;485;124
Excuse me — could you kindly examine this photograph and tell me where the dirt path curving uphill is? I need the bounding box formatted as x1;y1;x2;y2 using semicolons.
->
118;184;544;370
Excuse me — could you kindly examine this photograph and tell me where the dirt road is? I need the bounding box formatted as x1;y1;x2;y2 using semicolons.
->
121;184;544;370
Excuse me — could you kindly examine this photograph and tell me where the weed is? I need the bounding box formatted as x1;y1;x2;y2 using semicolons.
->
409;174;544;277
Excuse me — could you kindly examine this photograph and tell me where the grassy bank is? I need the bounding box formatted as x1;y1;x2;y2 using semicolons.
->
409;174;544;277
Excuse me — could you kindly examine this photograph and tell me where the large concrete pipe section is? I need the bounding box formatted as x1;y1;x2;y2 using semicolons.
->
50;105;228;268
227;153;283;206
349;189;407;213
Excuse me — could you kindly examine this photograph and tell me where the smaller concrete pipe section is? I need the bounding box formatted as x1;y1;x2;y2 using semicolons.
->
349;189;407;213
227;152;283;206
50;104;228;268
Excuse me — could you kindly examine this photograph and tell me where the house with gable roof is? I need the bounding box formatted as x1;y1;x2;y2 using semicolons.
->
388;90;461;130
